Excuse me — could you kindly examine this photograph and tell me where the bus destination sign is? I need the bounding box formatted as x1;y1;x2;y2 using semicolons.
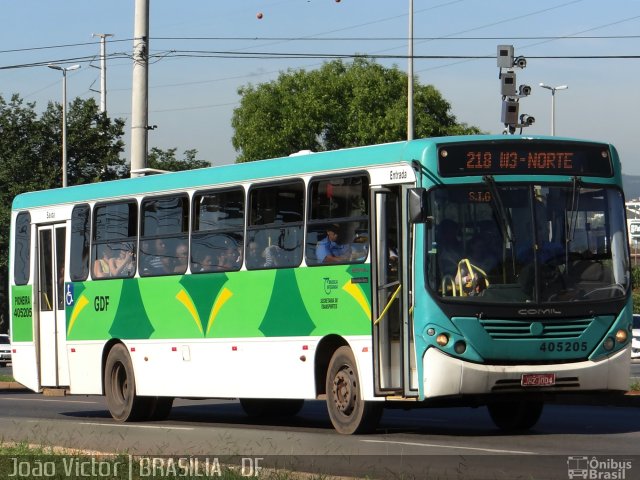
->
438;141;612;177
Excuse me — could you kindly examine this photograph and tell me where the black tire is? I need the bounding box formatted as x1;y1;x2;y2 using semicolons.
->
104;343;151;422
487;400;544;431
147;396;174;421
325;346;383;434
240;398;304;418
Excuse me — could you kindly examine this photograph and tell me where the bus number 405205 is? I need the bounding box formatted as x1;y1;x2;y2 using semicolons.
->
539;341;588;353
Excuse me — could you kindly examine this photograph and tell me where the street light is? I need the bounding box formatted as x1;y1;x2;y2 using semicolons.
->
48;63;80;187
539;83;568;136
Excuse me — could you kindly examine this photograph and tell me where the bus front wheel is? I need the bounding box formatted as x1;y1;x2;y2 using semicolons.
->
487;400;544;431
325;346;382;434
104;343;150;422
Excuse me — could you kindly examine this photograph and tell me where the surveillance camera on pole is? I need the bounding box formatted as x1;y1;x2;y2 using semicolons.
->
501;99;519;125
518;84;532;97
513;56;527;69
501;71;517;96
519;114;535;126
497;45;533;134
497;45;514;68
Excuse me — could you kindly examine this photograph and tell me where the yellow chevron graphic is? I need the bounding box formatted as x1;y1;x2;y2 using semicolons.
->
342;281;371;320
67;295;89;336
176;289;203;335
207;287;233;335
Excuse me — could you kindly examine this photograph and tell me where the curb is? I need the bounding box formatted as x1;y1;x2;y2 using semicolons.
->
0;381;28;391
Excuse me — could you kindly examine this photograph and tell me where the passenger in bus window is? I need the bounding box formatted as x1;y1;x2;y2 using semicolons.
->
218;245;240;270
93;246;113;278
317;224;351;263
173;243;188;274
145;238;171;274
112;247;134;277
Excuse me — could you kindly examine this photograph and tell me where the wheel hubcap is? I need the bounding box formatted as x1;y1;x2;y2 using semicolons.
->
332;366;356;416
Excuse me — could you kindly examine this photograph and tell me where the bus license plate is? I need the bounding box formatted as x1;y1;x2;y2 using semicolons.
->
521;373;556;387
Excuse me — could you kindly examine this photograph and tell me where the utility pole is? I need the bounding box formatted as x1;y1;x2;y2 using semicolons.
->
130;0;149;177
92;33;113;114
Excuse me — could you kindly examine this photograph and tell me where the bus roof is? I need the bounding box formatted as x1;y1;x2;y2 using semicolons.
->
12;135;614;210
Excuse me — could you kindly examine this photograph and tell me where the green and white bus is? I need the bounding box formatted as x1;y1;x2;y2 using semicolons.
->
9;135;633;434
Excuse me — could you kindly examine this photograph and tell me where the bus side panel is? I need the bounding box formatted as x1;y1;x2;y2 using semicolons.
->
64;264;373;398
66;341;105;394
10;285;40;392
129;338;317;398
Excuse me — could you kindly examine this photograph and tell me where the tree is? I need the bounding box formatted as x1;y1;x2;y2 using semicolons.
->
232;58;482;162
147;147;210;172
40;97;127;184
0;94;128;329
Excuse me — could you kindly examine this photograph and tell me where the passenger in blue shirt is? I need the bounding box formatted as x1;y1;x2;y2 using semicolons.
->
317;224;351;263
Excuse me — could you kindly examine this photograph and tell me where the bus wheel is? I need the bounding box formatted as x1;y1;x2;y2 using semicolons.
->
147;396;174;421
325;346;382;434
104;343;150;422
240;398;304;417
487;400;544;431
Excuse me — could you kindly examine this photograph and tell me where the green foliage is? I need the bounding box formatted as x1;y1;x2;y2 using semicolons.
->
0;94;200;330
231;58;483;162
147;147;210;171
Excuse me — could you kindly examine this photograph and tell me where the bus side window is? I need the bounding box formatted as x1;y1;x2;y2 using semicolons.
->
14;211;31;285
247;181;304;270
92;201;138;280
191;188;244;273
306;174;369;266
140;195;188;277
70;204;90;281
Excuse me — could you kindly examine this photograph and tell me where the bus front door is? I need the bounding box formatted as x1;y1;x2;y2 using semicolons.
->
36;224;69;388
371;186;416;397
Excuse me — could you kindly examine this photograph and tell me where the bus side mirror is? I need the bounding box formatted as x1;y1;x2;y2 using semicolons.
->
408;188;430;224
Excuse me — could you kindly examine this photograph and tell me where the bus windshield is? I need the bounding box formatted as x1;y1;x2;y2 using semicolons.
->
427;183;629;303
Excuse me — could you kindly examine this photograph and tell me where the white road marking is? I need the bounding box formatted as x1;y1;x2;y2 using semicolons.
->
79;422;193;431
361;439;535;455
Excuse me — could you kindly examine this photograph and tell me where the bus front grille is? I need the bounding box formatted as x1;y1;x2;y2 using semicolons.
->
479;318;592;339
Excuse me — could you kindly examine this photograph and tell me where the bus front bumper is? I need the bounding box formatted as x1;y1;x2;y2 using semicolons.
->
422;346;631;399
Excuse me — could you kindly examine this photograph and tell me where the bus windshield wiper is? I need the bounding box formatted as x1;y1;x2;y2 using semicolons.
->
483;175;514;247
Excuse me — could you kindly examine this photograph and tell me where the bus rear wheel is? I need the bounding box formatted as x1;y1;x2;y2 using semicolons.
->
104;343;150;422
325;346;382;435
487;400;544;431
240;398;304;418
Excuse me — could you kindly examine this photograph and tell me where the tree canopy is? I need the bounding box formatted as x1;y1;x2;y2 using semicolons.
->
147;147;210;172
0;94;209;325
232;58;482;162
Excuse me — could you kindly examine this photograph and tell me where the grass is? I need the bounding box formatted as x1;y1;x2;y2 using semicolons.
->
0;374;15;383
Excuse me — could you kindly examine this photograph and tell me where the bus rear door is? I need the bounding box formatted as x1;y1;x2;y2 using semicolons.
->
36;224;69;388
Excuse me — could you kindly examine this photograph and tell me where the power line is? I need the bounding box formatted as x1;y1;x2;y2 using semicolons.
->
3;50;640;72
3;33;640;58
151;35;640;42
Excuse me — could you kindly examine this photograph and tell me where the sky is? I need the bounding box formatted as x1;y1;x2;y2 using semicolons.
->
1;1;640;174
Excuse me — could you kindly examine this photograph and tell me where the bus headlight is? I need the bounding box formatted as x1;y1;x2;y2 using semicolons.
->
603;337;615;351
615;329;627;343
436;333;449;346
454;340;467;354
